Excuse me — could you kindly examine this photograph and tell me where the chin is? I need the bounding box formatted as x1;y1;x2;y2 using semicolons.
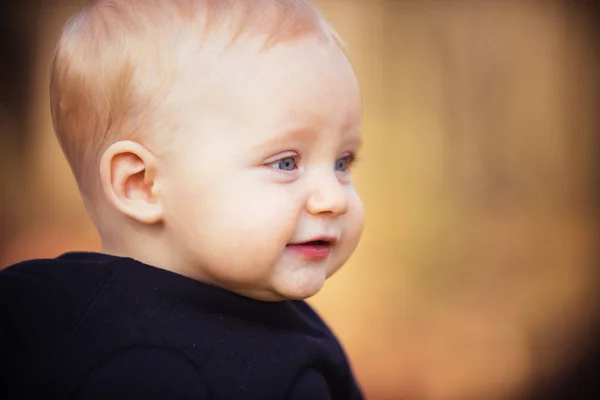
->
274;274;327;301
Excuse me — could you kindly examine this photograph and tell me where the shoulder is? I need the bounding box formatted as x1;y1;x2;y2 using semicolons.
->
0;254;119;298
0;255;120;359
75;346;209;400
0;255;119;324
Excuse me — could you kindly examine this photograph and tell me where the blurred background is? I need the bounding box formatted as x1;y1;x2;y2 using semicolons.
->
1;1;600;399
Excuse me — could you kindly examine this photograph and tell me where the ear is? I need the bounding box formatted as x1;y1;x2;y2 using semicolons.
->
99;140;163;224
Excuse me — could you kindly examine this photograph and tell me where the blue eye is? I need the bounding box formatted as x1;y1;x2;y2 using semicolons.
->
270;157;297;171
335;155;354;172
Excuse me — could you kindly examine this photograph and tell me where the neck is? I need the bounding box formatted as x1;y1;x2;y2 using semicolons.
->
99;222;177;274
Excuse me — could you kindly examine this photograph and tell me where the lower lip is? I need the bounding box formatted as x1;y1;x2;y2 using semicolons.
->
286;244;331;260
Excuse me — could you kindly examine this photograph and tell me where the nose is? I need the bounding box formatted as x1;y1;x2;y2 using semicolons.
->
305;171;349;216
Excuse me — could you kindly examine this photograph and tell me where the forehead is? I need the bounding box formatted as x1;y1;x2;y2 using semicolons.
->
179;34;361;143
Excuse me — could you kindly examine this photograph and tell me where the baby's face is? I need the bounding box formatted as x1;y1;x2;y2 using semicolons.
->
157;34;363;301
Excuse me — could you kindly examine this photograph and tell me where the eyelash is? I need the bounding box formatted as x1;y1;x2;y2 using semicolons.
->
268;153;358;172
336;153;358;172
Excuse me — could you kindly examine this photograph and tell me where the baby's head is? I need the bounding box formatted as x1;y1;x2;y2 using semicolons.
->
50;0;364;301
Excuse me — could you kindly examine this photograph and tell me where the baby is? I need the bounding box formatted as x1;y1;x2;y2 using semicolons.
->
0;0;364;398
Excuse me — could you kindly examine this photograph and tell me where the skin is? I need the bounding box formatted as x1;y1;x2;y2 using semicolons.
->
99;32;364;301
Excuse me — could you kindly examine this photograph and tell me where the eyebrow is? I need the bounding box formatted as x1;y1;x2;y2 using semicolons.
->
252;128;314;153
345;130;363;149
252;126;363;153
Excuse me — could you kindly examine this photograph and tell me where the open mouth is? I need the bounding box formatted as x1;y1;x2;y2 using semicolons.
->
302;240;330;246
286;238;334;260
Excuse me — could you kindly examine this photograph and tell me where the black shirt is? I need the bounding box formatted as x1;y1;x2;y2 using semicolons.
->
0;252;363;399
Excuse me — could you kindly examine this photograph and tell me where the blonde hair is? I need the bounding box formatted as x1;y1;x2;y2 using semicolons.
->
49;0;343;196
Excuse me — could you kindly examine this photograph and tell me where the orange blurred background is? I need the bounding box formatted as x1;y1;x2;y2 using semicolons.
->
1;1;600;399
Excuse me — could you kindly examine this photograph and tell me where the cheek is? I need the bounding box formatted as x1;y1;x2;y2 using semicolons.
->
328;191;364;275
173;174;303;255
213;178;301;234
346;189;365;240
